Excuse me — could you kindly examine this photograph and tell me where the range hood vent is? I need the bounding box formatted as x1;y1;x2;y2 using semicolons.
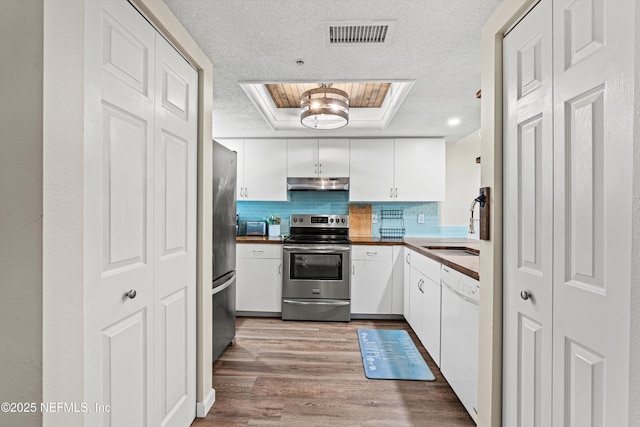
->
324;21;396;46
287;177;349;191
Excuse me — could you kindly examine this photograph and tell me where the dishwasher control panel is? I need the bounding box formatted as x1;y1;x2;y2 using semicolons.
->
442;264;480;305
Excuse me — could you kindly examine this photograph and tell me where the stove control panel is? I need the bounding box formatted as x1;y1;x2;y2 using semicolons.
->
290;214;349;228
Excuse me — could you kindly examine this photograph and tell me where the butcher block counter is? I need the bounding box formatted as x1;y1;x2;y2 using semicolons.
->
237;235;479;280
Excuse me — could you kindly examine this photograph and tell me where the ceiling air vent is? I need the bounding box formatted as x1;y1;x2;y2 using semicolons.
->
324;21;396;46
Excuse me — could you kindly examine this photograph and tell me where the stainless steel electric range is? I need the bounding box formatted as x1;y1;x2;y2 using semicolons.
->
281;214;351;322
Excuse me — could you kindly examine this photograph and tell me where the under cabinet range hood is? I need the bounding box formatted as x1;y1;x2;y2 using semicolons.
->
287;177;349;191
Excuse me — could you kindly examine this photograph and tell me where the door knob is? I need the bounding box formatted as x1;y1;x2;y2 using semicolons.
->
124;289;137;300
520;290;532;301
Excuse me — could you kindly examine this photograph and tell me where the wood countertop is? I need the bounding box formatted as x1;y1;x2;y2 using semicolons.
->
403;238;480;281
236;235;480;280
236;235;284;244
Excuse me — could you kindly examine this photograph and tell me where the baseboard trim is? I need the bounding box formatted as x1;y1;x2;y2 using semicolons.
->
196;388;215;418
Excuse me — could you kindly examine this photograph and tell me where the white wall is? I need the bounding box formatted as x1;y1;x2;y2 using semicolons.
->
0;2;43;426
440;130;481;227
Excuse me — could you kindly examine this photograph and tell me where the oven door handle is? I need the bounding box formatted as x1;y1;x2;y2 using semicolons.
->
283;245;351;253
282;299;350;306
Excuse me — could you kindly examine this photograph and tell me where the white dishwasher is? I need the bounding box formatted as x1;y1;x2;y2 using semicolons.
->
440;265;480;423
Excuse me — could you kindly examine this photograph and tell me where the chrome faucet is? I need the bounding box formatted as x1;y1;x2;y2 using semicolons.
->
469;193;486;234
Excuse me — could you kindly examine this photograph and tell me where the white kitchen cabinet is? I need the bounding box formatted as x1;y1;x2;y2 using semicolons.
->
236;244;282;313
349;139;395;201
403;248;412;320
349;138;445;202
391;245;404;315
243;139;287;201
406;250;442;366
394;138;445;201
217;139;287;201
351;245;393;315
287;138;349;178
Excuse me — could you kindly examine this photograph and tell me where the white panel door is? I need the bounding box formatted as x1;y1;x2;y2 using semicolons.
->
503;2;553;426
153;36;197;427
85;1;156;425
394;138;445;201
552;1;634;425
85;1;197;426
349;139;394;201
287;139;318;177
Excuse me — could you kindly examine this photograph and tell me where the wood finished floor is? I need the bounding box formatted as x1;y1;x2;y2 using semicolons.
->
191;317;475;427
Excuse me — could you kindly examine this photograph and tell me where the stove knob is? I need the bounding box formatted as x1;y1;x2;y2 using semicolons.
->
330;218;334;223
341;218;345;223
293;218;297;223
299;218;303;223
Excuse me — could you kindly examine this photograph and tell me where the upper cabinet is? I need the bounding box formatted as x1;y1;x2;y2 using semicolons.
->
349;138;445;202
287;139;349;177
349;139;395;201
394;138;445;201
217;138;287;201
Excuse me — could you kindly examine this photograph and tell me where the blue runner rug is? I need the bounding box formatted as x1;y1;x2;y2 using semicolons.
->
357;329;435;381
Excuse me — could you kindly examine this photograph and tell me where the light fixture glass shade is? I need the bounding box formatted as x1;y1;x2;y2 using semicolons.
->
300;87;349;129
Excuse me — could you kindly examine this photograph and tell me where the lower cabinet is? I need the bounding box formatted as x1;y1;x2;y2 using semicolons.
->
405;249;442;367
236;244;282;313
351;246;393;315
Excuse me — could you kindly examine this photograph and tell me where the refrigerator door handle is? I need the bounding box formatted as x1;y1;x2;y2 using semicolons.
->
212;271;236;295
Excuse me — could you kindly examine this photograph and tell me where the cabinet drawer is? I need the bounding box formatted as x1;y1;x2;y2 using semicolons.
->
237;244;282;259
411;251;441;283
351;245;392;261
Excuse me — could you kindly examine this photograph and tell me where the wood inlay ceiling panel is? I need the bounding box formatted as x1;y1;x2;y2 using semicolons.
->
265;82;391;108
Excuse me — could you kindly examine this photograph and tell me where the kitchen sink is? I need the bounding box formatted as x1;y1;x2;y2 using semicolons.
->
422;246;479;257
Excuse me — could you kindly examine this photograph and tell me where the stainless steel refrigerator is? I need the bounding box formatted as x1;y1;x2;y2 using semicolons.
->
212;141;237;361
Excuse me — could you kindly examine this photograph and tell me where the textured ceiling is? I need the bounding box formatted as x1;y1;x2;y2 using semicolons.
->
163;0;501;142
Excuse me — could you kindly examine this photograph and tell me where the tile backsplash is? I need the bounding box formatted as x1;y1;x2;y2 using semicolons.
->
237;192;467;238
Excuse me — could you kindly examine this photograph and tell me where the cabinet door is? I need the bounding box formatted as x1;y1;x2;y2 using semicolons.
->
217;139;245;200
421;277;441;367
394;138;445;201
351;246;392;314
243;139;287;201
287;139;318;177
349;139;394;201
318;139;349;177
403;249;412;319
408;266;424;339
391;246;404;315
236;257;282;312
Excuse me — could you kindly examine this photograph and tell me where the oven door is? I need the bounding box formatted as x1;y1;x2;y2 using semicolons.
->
282;244;351;300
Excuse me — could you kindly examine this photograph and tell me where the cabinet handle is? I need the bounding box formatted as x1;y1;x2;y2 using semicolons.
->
443;267;450;273
389;188;394;198
314;163;318;174
278;263;282;275
366;251;377;256
352;264;355;275
252;250;264;256
244;188;248;197
419;279;425;293
406;253;410;264
394;188;398;197
318;163;323;174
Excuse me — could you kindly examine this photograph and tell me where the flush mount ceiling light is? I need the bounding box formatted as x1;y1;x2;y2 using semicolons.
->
300;84;349;130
